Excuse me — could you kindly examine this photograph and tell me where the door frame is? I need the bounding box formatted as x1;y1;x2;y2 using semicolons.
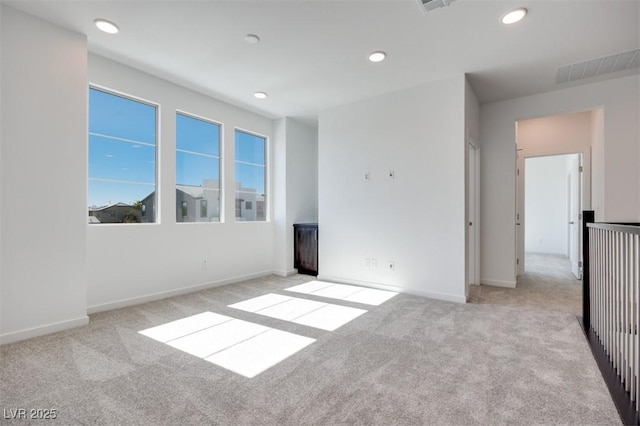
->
516;150;589;277
467;138;480;291
568;154;582;279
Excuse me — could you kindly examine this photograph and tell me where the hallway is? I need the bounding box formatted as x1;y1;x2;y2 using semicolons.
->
469;253;582;315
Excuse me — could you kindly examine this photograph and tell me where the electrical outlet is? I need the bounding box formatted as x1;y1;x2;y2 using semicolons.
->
370;258;378;269
365;172;371;181
202;260;208;270
385;261;395;271
389;169;395;179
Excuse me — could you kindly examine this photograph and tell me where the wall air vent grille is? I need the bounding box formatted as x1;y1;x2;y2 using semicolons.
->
556;49;640;84
417;0;457;13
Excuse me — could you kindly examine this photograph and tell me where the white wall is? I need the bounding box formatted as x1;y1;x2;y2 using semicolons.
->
481;74;640;287
465;78;481;146
0;5;4;339
273;117;318;276
0;6;89;343
524;155;574;255
273;119;288;274
318;75;467;303
87;54;275;312
591;108;605;220
286;119;318;268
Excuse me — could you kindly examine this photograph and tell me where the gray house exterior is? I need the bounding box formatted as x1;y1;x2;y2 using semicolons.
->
88;202;141;224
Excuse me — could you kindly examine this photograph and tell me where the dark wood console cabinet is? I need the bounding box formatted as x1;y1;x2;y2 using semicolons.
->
293;223;318;276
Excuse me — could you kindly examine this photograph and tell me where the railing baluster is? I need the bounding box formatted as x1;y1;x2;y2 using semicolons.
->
583;214;640;418
624;232;629;392
608;230;613;358
617;231;622;376
596;229;600;332
612;230;616;364
592;228;597;336
631;235;640;411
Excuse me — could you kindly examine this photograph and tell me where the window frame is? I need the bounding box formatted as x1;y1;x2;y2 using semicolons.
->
87;84;160;226
234;128;269;223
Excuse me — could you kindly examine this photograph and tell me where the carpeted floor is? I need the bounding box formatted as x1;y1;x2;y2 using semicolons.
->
0;256;620;425
469;252;583;314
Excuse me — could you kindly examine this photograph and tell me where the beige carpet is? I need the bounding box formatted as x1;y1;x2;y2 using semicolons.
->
469;252;582;314
0;258;620;425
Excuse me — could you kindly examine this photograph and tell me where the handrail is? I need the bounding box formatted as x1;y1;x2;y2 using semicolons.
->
587;222;640;235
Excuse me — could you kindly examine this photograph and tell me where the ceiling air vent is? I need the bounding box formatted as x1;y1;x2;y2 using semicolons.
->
556;49;640;84
417;0;457;13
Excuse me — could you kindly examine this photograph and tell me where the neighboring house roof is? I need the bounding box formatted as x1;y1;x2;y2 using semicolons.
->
177;185;205;199
88;202;133;212
177;185;220;199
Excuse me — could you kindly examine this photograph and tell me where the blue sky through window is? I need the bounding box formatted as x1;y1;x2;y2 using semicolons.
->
88;89;266;213
88;88;157;208
235;130;266;194
176;113;220;189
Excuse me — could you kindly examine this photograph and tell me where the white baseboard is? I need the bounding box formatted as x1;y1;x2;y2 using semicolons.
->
480;278;517;288
0;316;89;346
87;270;274;314
273;269;298;277
317;275;467;304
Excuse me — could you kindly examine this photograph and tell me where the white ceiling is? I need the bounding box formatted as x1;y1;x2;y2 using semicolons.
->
5;0;640;126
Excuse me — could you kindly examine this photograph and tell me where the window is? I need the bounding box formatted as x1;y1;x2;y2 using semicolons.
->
235;130;266;221
181;201;188;219
88;87;157;224
235;199;242;218
200;200;208;218
176;112;221;223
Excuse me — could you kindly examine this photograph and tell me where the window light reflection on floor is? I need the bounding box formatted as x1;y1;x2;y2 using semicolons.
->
285;281;397;306
138;282;394;378
228;294;367;331
139;312;315;378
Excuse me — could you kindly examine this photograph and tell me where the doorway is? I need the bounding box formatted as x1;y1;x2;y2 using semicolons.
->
522;153;582;279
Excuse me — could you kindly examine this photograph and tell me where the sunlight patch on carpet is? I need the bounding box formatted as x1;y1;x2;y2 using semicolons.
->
285;281;397;306
229;294;367;331
139;312;314;378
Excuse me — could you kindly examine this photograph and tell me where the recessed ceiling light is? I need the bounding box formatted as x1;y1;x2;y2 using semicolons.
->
94;19;119;34
368;51;387;63
501;8;527;25
244;34;261;44
254;91;268;99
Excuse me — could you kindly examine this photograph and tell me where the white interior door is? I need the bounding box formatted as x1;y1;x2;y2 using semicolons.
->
468;143;477;286
569;155;582;279
516;148;525;276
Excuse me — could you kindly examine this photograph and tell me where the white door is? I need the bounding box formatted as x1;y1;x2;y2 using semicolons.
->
468;143;477;286
569;155;582;279
516;148;525;276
